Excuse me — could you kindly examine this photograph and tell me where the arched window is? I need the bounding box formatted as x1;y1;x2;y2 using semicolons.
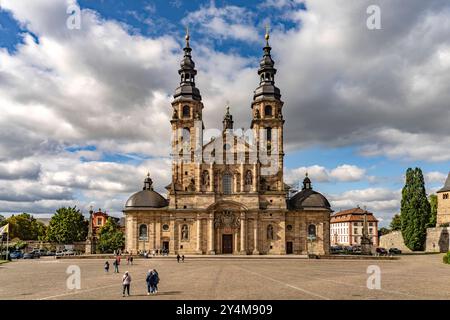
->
182;127;190;147
267;224;274;240
139;224;148;240
182;105;190;118
223;172;233;194
308;224;316;239
265;105;272;117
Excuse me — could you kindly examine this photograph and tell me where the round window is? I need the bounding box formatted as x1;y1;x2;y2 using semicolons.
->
162;224;169;231
286;225;293;231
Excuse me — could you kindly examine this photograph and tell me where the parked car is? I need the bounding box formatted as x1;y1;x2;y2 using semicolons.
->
46;250;56;256
10;251;23;259
389;248;402;255
63;249;75;256
23;252;36;259
376;247;388;256
55;251;64;257
330;245;344;254
29;251;41;258
352;246;362;254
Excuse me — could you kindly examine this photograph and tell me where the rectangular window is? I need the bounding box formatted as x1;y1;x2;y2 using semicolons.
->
97;218;102;226
354;229;358;234
444;193;449;200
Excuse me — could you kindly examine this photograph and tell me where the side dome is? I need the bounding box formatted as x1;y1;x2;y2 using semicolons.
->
125;174;168;208
288;174;331;211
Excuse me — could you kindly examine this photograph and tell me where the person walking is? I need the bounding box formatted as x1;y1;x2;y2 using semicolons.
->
147;269;159;294
130;255;133;265
122;271;131;297
146;269;153;295
177;254;180;263
104;261;110;273
113;259;119;273
182;255;185;262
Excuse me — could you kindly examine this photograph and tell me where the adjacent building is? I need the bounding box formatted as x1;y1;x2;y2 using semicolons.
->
122;31;332;255
330;207;379;246
437;172;450;226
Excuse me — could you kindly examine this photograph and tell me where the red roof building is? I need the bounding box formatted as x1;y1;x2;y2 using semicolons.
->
330;207;379;246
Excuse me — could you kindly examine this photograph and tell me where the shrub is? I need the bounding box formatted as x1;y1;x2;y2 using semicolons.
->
443;251;450;264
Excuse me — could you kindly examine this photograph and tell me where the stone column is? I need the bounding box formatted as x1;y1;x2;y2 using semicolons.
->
208;213;215;254
196;215;202;254
155;218;161;251
209;164;213;192
234;231;239;253
240;212;246;254
252;163;257;192
253;217;259;255
240;164;245;192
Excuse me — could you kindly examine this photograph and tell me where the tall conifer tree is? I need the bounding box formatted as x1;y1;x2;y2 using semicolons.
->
401;168;430;250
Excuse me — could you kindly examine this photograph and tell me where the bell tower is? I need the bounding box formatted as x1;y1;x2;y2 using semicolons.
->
170;29;204;198
251;26;285;193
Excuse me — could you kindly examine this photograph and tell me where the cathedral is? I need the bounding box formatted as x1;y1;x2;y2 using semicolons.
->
123;31;332;255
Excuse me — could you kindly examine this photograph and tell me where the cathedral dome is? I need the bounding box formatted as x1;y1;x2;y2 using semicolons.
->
125;174;168;209
288;174;331;211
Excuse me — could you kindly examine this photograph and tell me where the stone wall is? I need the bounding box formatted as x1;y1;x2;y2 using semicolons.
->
425;227;450;252
379;231;412;253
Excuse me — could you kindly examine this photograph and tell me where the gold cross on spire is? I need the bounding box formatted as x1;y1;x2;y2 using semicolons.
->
185;25;190;47
265;23;270;45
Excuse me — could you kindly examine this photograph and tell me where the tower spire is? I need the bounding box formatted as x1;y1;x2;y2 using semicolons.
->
253;26;281;101
173;29;201;101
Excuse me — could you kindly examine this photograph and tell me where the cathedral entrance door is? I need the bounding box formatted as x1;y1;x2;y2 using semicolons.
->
222;234;233;254
286;241;293;254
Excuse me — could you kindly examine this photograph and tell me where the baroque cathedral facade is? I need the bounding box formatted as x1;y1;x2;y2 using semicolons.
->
123;31;332;255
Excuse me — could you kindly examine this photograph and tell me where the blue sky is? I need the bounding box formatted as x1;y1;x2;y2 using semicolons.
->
0;0;449;226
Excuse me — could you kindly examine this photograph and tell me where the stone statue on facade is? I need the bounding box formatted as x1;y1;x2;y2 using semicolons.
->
245;170;253;186
202;170;210;187
181;225;189;240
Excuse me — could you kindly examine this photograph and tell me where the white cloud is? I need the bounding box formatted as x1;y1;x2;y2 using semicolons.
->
329;165;366;182
285;164;366;185
425;171;448;184
182;2;259;42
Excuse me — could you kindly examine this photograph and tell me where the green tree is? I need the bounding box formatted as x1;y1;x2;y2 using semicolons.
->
0;215;5;226
97;218;125;253
3;213;46;240
378;227;391;236
46;206;88;244
401;168;431;251
390;214;402;231
428;194;437;228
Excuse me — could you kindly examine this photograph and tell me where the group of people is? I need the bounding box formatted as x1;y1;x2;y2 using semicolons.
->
103;255;160;297
121;269;160;297
176;254;185;263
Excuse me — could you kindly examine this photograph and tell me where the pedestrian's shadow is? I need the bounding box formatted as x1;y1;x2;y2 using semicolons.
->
132;291;182;297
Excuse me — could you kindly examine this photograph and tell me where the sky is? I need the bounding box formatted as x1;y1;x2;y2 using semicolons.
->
0;0;449;227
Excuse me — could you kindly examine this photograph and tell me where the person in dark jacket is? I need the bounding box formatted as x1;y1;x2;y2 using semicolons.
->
177;254;181;263
104;261;110;273
113;259;119;273
146;269;159;294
